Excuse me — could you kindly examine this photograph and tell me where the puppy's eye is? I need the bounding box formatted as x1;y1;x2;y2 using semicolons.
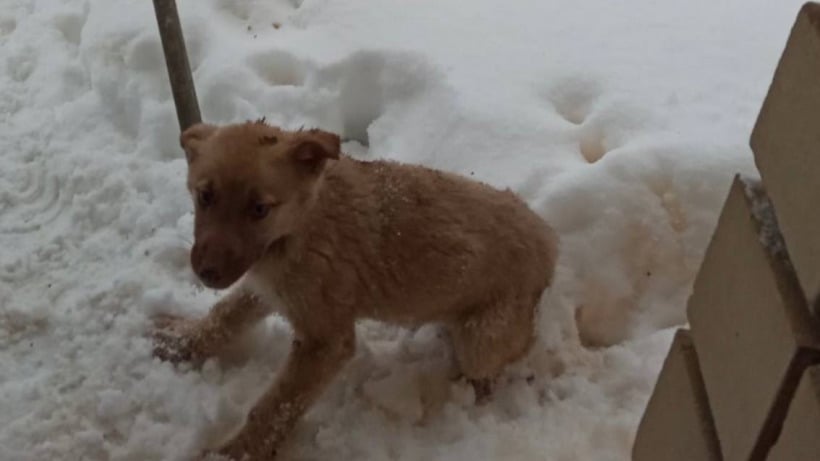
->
250;202;273;220
197;189;214;208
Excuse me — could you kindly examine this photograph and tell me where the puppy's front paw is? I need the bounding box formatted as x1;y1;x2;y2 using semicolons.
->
195;451;234;461
208;429;277;461
196;449;246;461
150;314;201;364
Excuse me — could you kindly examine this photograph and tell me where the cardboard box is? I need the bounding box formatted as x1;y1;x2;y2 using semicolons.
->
632;329;721;461
768;365;820;460
687;176;820;460
752;2;820;314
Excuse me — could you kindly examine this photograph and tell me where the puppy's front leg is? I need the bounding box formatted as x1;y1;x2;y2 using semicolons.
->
213;324;356;460
153;289;271;364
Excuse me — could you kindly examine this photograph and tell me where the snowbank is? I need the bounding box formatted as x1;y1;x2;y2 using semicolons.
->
0;0;806;459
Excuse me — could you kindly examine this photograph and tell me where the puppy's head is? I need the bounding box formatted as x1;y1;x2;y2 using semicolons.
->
181;121;340;289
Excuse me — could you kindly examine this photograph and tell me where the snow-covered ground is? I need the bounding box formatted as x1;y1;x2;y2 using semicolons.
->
0;0;807;459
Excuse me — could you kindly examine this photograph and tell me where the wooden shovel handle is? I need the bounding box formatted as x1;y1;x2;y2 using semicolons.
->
152;0;202;131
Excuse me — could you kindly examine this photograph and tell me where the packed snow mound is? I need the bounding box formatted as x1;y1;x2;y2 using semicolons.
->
0;0;806;459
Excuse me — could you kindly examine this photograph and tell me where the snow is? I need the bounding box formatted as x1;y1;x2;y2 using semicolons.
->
742;176;790;262
0;0;807;459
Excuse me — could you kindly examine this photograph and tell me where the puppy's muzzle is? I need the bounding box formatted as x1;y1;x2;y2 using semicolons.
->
190;235;245;289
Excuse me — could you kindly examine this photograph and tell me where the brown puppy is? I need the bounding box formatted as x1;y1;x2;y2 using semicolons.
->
153;120;558;460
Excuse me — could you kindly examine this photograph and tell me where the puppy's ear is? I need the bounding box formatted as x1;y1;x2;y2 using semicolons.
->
180;123;217;163
289;129;340;174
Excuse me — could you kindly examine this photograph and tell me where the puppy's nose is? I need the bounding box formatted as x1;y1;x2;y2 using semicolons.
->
198;268;221;285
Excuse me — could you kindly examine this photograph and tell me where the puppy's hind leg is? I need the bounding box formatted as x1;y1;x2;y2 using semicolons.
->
449;295;537;403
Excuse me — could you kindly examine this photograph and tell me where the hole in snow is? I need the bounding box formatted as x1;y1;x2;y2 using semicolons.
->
247;49;308;87
548;78;601;126
337;91;380;148
647;179;688;233
53;13;86;46
342;139;370;159
216;0;299;29
320;55;392;147
312;51;436;147
572;222;659;348
575;302;634;348
7;49;35;82
579;130;608;163
124;35;164;73
216;0;254;21
557;103;589;126
0;16;17;37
